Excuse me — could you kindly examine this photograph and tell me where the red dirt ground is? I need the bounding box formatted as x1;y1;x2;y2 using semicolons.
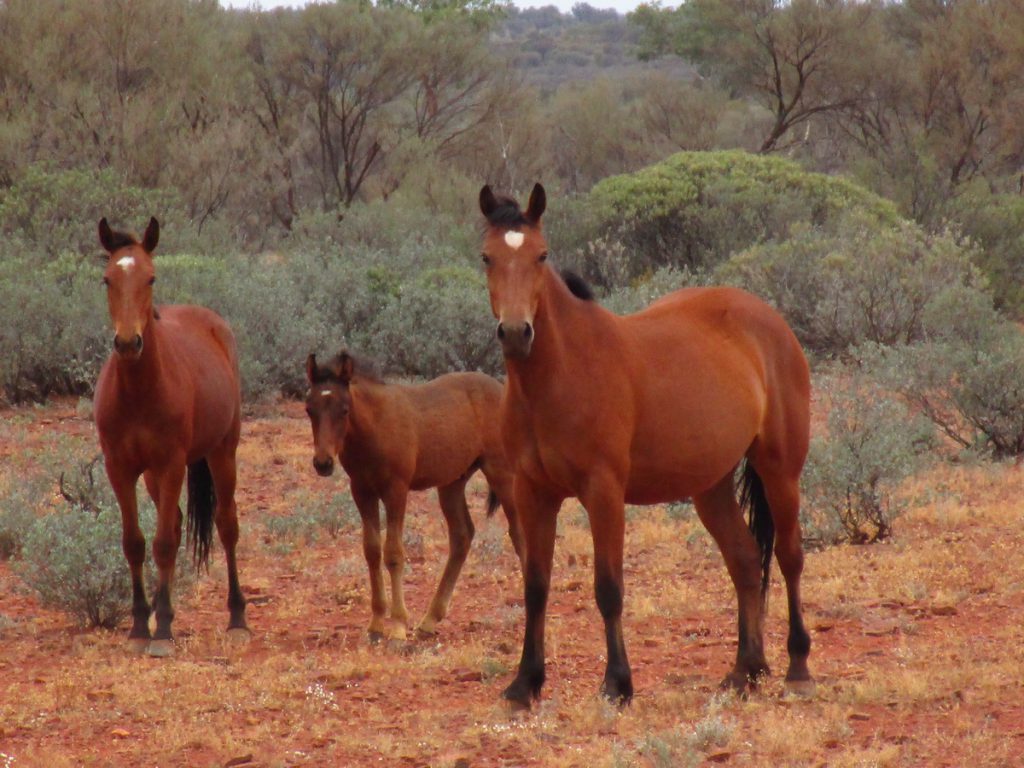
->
2;399;1023;767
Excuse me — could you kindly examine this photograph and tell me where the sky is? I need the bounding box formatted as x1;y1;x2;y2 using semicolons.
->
221;0;649;15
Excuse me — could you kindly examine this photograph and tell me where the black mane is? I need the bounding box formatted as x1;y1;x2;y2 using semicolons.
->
106;229;138;251
561;269;594;301
483;195;533;229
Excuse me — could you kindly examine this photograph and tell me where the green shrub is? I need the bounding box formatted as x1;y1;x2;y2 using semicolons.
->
0;475;49;559
602;265;709;315
369;265;501;377
717;214;987;357
264;491;358;548
802;373;934;546
0;164;183;255
14;503;135;628
581;150;900;287
946;188;1024;317
863;320;1024;459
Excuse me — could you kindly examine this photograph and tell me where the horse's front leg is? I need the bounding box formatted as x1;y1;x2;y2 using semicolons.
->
382;484;410;640
109;462;150;653
149;461;186;657
580;470;632;704
351;485;387;642
503;476;562;709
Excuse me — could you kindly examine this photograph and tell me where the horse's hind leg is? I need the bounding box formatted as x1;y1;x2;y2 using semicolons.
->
207;444;249;639
693;471;770;692
417;480;475;638
758;473;813;694
110;465;150;653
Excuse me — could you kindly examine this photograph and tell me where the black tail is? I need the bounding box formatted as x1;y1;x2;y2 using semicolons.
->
486;489;500;518
739;462;774;607
187;459;216;571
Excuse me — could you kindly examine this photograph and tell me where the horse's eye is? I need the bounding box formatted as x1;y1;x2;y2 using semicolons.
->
148;277;156;286
539;252;548;263
480;254;491;267
305;405;314;417
102;276;109;287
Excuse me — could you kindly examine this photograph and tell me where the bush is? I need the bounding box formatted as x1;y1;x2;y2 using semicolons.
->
9;451;197;628
717;214;988;357
601;265;709;315
369;265;501;377
580;150;900;288
14;503;135;628
0;164;183;255
0;475;49;560
864;321;1024;459
802;373;934;546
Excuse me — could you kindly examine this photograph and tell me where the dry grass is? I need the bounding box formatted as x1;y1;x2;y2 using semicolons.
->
1;400;1024;766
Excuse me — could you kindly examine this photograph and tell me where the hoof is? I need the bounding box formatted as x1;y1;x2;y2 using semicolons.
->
415;625;438;641
389;625;408;642
783;678;817;698
226;627;252;647
367;629;385;645
601;679;634;706
502;677;538;711
126;637;150;655
148;639;175;658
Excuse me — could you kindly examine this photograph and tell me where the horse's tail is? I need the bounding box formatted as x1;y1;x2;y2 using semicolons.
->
187;458;217;570
739;461;774;607
485;489;500;518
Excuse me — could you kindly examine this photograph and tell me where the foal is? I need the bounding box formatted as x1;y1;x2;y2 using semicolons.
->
305;352;524;640
94;217;248;656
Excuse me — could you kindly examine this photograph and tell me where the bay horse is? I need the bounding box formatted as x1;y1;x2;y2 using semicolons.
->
305;351;524;641
478;184;813;708
94;217;248;657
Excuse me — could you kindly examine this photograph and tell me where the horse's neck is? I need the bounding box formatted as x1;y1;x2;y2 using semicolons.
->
341;379;390;461
112;316;169;402
505;269;593;399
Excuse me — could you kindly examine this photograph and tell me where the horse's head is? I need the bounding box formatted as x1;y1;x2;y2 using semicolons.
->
305;352;355;477
98;217;160;362
479;183;547;359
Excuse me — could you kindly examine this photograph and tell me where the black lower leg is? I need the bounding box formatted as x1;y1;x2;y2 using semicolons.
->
596;574;632;702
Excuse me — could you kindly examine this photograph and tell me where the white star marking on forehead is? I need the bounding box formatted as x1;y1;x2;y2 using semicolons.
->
116;255;136;271
320;390;332;397
504;231;525;250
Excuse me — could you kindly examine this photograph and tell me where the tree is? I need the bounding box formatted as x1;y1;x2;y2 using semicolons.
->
631;0;879;152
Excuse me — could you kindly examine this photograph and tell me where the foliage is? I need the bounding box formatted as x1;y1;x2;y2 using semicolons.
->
802;373;934;546
582;150;899;287
863;313;1024;460
263;491;358;549
14;503;134;628
370;265;500;377
718;213;986;357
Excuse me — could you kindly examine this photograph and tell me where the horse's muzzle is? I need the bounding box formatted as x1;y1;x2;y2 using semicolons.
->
113;333;143;360
313;456;335;477
497;320;534;359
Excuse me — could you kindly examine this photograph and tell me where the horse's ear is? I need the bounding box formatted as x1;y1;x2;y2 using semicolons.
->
306;354;318;384
98;218;115;254
142;217;159;253
525;183;546;224
479;185;499;219
337;352;355;383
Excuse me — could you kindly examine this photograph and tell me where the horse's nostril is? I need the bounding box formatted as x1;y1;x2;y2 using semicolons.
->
132;334;143;351
523;323;533;340
497;323;506;340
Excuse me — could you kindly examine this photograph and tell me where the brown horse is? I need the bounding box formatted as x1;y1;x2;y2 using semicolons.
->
93;217;248;657
478;184;813;708
305;351;524;641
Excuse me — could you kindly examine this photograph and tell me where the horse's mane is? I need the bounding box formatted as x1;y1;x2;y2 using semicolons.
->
560;270;594;301
314;351;385;385
105;229;138;252
482;194;532;229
